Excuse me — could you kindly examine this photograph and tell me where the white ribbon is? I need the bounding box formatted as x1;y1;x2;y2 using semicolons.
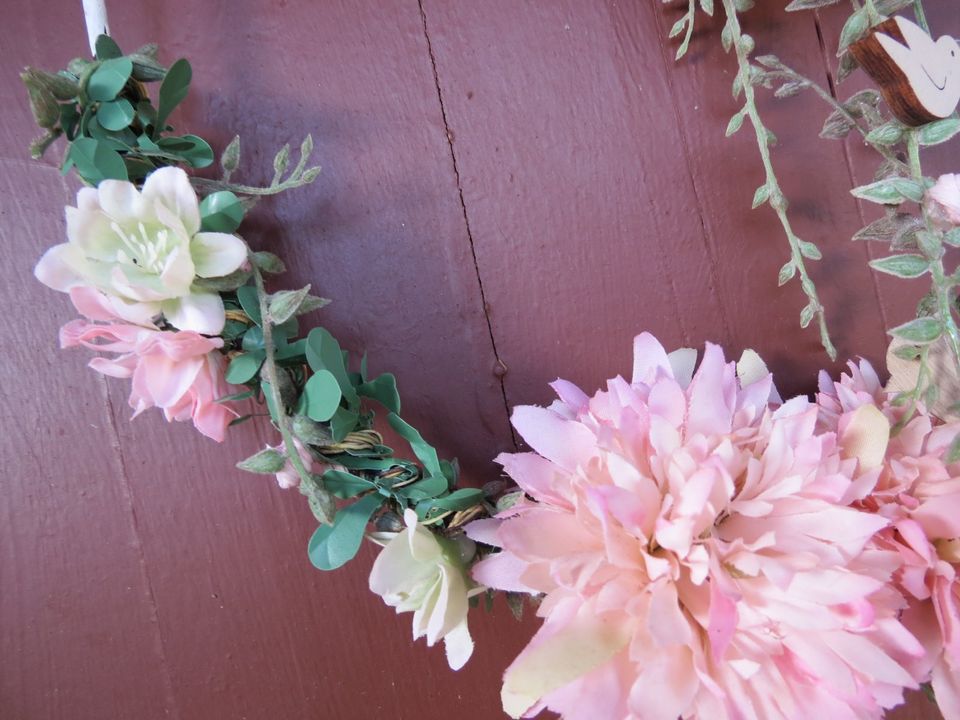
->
81;0;109;55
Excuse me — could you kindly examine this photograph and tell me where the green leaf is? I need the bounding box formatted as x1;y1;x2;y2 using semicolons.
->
918;119;960;146
224;350;265;384
699;0;714;14
330;406;360;442
864;122;903;146
215;389;255;404
307;493;383;571
799;303;815;329
322;469;375;499
306;328;357;404
251;251;286;274
851;178;920;205
946;228;960;248
388;413;444;481
668;16;687;39
236;285;262;326
94;35;123;60
837;8;868;52
87;58;132;102
192;267;251;293
752;184;771;209
269;286;312;325
97;98;135;131
236;447;286;474
357;373;401;414
304;370;342;422
725;109;746;137
869;254;929;279
296;294;331;316
798;241;822;260
199;191;245;233
67;137;128;183
155;58;191;136
425;488;484;512
889;316;942;344
892;344;921;361
157;134;213;168
778;261;796;286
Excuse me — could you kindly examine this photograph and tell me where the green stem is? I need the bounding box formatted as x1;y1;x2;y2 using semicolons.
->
763;62;904;169
912;0;930;34
907;131;960;369
251;254;335;524
722;0;837;360
192;176;313;197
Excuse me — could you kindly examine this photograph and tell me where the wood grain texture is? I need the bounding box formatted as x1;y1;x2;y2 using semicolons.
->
1;0;957;718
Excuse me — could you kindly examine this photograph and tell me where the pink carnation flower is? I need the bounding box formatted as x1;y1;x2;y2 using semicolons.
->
818;359;960;717
59;286;238;441
468;334;922;720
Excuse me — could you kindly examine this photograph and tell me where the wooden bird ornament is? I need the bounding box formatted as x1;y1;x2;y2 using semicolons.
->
850;16;960;126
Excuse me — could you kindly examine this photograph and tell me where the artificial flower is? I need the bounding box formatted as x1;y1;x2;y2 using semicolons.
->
60;286;238;441
35;166;247;334
468;333;921;720
369;508;482;671
272;438;318;489
818;359;960;717
925;173;960;229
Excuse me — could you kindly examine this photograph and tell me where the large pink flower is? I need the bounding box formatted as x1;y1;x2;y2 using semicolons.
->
59;286;237;441
469;334;922;720
926;174;960;229
818;359;960;717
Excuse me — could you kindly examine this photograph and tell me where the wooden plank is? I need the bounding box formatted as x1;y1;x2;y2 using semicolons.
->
1;0;523;718
419;0;731;409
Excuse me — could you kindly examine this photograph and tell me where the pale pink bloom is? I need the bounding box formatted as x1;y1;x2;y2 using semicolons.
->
369;509;482;670
818;360;960;716
469;334;921;720
35;167;247;334
60;286;238;441
272;438;317;489
926;174;960;229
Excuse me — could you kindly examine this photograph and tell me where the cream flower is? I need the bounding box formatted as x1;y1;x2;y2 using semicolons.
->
369;509;481;670
925;173;960;229
35;167;246;334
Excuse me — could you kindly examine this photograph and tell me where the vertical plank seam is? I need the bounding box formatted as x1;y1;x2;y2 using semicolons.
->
98;380;181;720
811;10;892;339
416;0;519;449
643;0;735;347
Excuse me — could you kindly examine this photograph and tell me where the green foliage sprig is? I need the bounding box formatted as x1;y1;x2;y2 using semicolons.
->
23;35;491;574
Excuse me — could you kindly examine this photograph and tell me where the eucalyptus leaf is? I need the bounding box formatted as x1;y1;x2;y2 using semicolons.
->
330;406;360;442
155;58;191;136
307;493;383;571
357;373;401;414
94;35;123;60
304;370;342;422
322;470;375;499
306;328;357;404
424;488;484;512
224;350;265;384
87;57;132;102
97;98;135;131
388;413;443;481
236;286;262;326
68;137;128;183
199;191;244;233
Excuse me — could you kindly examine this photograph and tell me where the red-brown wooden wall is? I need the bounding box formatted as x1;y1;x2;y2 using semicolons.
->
2;1;957;718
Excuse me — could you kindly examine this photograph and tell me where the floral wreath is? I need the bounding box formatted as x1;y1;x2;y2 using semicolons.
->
22;1;960;718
